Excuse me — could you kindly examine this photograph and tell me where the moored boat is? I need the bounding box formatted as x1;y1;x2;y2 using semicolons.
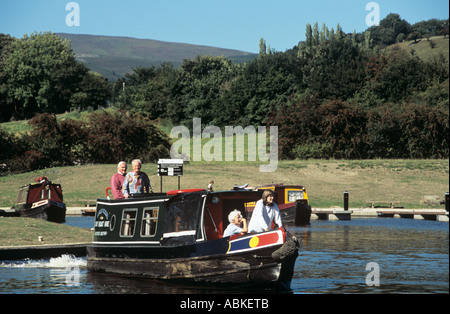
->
87;189;299;290
12;177;66;223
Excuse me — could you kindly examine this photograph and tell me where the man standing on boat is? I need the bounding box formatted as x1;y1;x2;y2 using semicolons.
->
122;159;151;198
111;161;127;199
248;190;282;233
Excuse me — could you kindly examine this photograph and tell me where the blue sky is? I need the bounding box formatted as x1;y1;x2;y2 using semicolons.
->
1;0;449;53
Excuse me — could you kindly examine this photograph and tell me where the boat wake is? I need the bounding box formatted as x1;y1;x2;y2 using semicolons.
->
0;254;86;269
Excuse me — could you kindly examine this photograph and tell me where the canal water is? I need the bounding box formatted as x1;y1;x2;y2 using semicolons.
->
0;216;448;294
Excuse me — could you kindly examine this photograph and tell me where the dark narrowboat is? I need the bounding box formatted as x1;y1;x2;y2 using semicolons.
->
87;189;299;290
243;184;312;226
13;177;66;223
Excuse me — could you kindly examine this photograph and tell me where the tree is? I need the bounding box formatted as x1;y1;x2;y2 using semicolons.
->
0;34;17;122
2;32;88;119
372;50;430;103
27;113;65;167
85;111;171;163
407;31;420;43
380;13;412;41
259;38;267;57
303;36;368;100
170;56;237;125
70;71;111;110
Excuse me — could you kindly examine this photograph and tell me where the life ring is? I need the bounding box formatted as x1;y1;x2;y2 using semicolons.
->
167;189;206;195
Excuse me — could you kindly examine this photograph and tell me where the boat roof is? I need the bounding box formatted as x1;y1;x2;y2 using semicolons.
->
256;183;305;189
98;189;263;203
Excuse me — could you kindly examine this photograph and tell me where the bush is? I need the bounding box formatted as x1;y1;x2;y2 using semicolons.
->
1;111;172;176
292;142;334;159
84;111;171;164
272;97;370;159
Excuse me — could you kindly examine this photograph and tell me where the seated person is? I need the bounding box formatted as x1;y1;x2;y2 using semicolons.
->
223;209;248;237
123;159;151;198
248;189;282;233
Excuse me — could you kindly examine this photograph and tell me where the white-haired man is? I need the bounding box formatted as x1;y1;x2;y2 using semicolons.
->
122;159;151;198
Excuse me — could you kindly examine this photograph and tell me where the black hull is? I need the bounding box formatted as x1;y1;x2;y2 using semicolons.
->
87;239;298;290
294;201;312;226
16;201;66;223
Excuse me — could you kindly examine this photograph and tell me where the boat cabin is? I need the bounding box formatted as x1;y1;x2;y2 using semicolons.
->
255;184;309;208
93;189;264;245
14;177;64;210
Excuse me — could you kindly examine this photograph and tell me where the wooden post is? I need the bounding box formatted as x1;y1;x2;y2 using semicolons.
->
445;192;449;212
343;191;349;211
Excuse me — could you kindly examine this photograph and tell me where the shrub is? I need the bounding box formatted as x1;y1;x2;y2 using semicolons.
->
292;142;334;159
85;111;171;164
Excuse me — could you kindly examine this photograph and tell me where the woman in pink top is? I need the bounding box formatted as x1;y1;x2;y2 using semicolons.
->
110;161;127;199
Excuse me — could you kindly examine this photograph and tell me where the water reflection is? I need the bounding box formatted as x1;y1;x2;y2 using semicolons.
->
86;272;277;294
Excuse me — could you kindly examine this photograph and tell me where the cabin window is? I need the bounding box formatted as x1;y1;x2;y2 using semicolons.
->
120;209;137;237
16;188;28;204
287;190;304;202
141;207;159;237
40;186;51;200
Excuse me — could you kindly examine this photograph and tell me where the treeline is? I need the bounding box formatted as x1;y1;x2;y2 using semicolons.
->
111;14;449;159
0;14;449;173
0;111;171;175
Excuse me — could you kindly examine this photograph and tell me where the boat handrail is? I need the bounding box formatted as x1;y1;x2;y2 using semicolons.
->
167;189;206;195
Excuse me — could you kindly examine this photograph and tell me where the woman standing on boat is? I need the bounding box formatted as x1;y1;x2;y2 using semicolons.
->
248;190;283;233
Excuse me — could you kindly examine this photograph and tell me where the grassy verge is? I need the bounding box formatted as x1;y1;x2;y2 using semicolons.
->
0;159;448;209
0;217;92;247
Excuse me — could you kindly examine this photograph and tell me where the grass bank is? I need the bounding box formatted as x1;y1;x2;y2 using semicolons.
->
0;159;448;209
0;217;92;247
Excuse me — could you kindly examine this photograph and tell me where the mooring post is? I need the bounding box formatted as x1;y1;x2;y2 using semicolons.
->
344;191;349;211
445;192;449;212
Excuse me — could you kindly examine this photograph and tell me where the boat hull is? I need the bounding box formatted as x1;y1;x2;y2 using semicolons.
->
16;200;66;223
87;236;298;290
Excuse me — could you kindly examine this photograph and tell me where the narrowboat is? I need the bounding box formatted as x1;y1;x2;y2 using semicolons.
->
12;177;66;223
87;189;299;290
241;184;312;226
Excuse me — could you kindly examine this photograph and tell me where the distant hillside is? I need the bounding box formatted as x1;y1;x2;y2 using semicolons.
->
389;36;449;61
57;33;257;80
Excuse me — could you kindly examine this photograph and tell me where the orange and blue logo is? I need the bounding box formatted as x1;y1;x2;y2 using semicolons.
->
227;230;284;254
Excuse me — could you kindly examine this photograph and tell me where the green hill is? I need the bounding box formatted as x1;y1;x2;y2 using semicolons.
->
56;33;257;80
388;36;449;61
